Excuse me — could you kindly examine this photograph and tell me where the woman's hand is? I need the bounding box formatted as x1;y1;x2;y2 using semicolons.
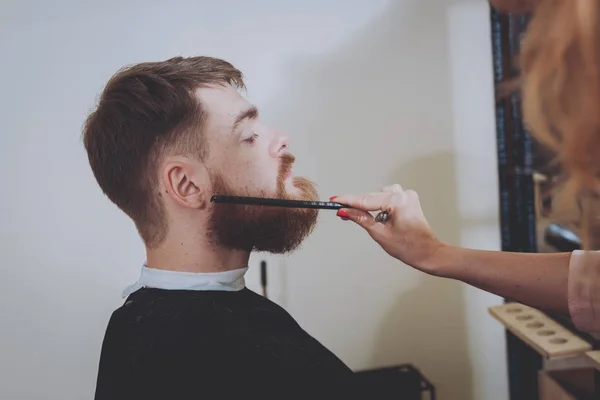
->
332;184;446;273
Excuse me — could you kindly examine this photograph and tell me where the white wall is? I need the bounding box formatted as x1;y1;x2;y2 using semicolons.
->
0;0;507;399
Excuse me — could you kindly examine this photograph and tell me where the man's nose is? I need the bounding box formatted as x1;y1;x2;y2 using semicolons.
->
270;134;289;157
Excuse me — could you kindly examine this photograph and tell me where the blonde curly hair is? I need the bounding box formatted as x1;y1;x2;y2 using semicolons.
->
492;0;600;248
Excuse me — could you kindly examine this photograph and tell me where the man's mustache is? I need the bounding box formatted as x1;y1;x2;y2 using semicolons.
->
279;153;295;179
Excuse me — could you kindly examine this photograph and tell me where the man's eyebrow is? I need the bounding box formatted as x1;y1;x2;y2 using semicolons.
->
232;106;259;132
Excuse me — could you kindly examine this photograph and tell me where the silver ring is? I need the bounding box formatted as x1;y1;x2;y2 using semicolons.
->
374;211;390;223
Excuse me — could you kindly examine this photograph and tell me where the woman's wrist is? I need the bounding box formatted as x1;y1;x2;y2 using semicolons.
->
417;241;460;277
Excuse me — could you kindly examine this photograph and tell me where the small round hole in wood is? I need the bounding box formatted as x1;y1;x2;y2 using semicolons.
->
537;330;556;336
516;314;534;321
506;307;522;313
526;322;544;329
549;338;568;344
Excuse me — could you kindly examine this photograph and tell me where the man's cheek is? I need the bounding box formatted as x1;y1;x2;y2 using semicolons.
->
240;176;276;196
251;168;278;192
225;161;278;195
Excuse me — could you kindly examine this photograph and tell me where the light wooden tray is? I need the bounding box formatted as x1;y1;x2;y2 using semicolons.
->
586;351;600;367
489;303;592;358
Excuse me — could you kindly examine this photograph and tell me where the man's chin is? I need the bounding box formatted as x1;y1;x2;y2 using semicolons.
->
286;176;319;202
209;170;319;253
285;181;304;199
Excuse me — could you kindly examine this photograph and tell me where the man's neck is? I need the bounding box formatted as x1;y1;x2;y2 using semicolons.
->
145;234;250;273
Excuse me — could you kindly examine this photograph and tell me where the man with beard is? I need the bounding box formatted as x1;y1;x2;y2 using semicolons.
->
84;56;357;399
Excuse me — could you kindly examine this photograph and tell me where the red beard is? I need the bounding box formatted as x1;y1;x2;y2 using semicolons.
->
208;153;319;253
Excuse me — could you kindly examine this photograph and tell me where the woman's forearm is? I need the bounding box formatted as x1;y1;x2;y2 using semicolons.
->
331;189;574;316
426;245;572;314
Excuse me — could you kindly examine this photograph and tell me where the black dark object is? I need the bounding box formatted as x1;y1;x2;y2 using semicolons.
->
212;194;391;223
260;260;267;298
95;288;358;398
354;364;435;400
490;8;541;400
544;224;582;252
211;195;344;210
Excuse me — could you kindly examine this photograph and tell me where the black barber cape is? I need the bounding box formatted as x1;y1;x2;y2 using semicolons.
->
94;287;360;399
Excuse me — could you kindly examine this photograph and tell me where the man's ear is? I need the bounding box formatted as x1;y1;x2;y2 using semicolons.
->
161;157;210;210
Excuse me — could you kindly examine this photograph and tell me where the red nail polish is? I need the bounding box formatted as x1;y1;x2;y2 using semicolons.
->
329;196;338;201
336;209;349;218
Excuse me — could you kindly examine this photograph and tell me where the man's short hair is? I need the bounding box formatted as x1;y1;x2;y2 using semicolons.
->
82;56;245;247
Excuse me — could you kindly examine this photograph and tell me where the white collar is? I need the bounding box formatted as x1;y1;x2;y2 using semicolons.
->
122;265;248;298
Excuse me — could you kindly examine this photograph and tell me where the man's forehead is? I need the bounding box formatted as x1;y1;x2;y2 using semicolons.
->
196;85;250;119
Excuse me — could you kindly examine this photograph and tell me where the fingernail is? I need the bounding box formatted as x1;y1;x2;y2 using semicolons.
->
329;196;338;201
336;209;349;219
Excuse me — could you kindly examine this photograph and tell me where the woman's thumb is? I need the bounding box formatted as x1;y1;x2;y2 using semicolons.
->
336;208;376;231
